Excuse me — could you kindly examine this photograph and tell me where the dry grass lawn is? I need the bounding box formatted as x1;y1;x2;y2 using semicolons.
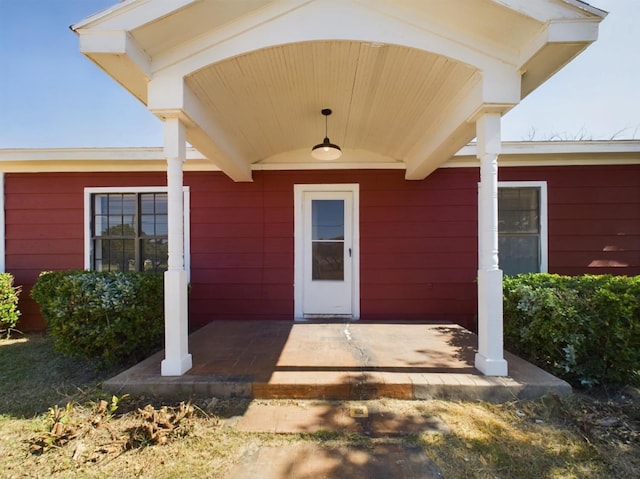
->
1;335;638;478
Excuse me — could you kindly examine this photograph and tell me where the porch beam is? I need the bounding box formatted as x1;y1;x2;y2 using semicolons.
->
475;112;508;376
148;77;252;182
161;117;192;376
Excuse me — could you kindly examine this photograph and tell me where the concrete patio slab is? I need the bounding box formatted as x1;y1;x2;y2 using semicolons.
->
103;320;571;402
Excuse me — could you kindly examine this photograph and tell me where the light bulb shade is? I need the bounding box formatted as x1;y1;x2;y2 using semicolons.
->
311;137;342;160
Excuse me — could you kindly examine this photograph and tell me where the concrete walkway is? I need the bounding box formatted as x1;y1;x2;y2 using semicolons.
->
104;320;571;402
227;442;445;479
225;399;449;478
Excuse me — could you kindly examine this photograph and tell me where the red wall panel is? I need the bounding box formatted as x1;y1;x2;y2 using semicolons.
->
5;164;639;331
5;172;167;329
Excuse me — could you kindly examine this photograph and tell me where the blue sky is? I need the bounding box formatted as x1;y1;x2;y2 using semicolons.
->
0;0;638;148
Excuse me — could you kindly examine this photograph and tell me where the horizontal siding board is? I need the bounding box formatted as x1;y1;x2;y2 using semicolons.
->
364;298;476;316
551;203;640;220
361;282;476;300
361;220;476;238
7;254;84;270
361;268;476;283
550;187;639;205
190;253;291;269
551;235;640;252
6;210;83;225
550;219;640;235
362;204;477;222
6;193;82;210
361;252;477;269
500;165;640;187
550;251;639;269
190;284;292;300
364;237;476;254
6;239;83;255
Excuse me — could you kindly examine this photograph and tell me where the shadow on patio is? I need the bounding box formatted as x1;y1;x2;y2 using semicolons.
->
104;320;570;403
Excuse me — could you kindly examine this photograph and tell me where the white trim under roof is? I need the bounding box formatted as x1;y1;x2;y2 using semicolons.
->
0;140;638;173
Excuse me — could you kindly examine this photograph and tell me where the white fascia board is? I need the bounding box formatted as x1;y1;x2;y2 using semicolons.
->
448;140;640;167
77;30;151;103
71;0;198;32
458;140;640;156
560;0;608;18
492;0;605;23
79;30;151;76
1;141;638;173
519;18;600;71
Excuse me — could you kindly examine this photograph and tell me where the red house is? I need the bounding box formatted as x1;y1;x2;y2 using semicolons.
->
3;1;638;379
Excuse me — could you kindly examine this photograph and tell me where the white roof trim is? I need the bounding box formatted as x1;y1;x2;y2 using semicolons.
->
0;141;638;173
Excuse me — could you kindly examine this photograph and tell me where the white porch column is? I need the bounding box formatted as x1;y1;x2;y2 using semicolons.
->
161;117;193;376
475;112;508;376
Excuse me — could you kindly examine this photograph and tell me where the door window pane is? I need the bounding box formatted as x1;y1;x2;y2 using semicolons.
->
311;200;345;280
312;242;344;280
312;200;344;240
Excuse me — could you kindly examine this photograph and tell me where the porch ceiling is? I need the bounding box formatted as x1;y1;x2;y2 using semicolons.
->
72;0;606;181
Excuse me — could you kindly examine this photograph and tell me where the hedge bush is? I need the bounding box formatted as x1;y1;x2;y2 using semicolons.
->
0;272;21;338
503;273;640;388
31;271;164;367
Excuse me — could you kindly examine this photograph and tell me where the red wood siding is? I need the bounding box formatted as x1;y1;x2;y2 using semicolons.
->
499;165;640;275
5;172;167;329
5;164;639;331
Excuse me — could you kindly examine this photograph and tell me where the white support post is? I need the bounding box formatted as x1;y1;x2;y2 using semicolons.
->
161;117;192;376
475;112;508;376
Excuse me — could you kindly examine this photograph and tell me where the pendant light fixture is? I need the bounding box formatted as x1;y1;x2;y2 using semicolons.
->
311;108;342;160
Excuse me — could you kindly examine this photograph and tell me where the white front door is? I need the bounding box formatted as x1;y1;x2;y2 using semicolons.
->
294;184;359;319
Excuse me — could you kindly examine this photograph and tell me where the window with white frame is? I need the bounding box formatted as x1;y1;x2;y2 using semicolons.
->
84;187;190;274
498;181;547;276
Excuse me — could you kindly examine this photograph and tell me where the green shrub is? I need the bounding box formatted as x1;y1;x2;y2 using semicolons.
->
503;273;640;388
0;273;21;338
31;271;164;367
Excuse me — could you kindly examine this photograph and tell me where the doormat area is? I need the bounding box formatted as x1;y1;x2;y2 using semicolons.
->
226;442;445;479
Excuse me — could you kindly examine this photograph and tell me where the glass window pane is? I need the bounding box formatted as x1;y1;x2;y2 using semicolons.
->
141;215;155;236
499;188;539;233
94;194;108;215
107;194;122;215
499;236;539;275
121;194;136;214
499;210;539;233
155;216;168;236
93;239;105;271
141;238;168;272
140;194;155;214
155;194;167;214
95;215;108;236
104;239;136;272
312;242;344;280
312;200;344;240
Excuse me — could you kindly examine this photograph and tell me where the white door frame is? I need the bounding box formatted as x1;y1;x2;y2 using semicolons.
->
294;184;360;320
